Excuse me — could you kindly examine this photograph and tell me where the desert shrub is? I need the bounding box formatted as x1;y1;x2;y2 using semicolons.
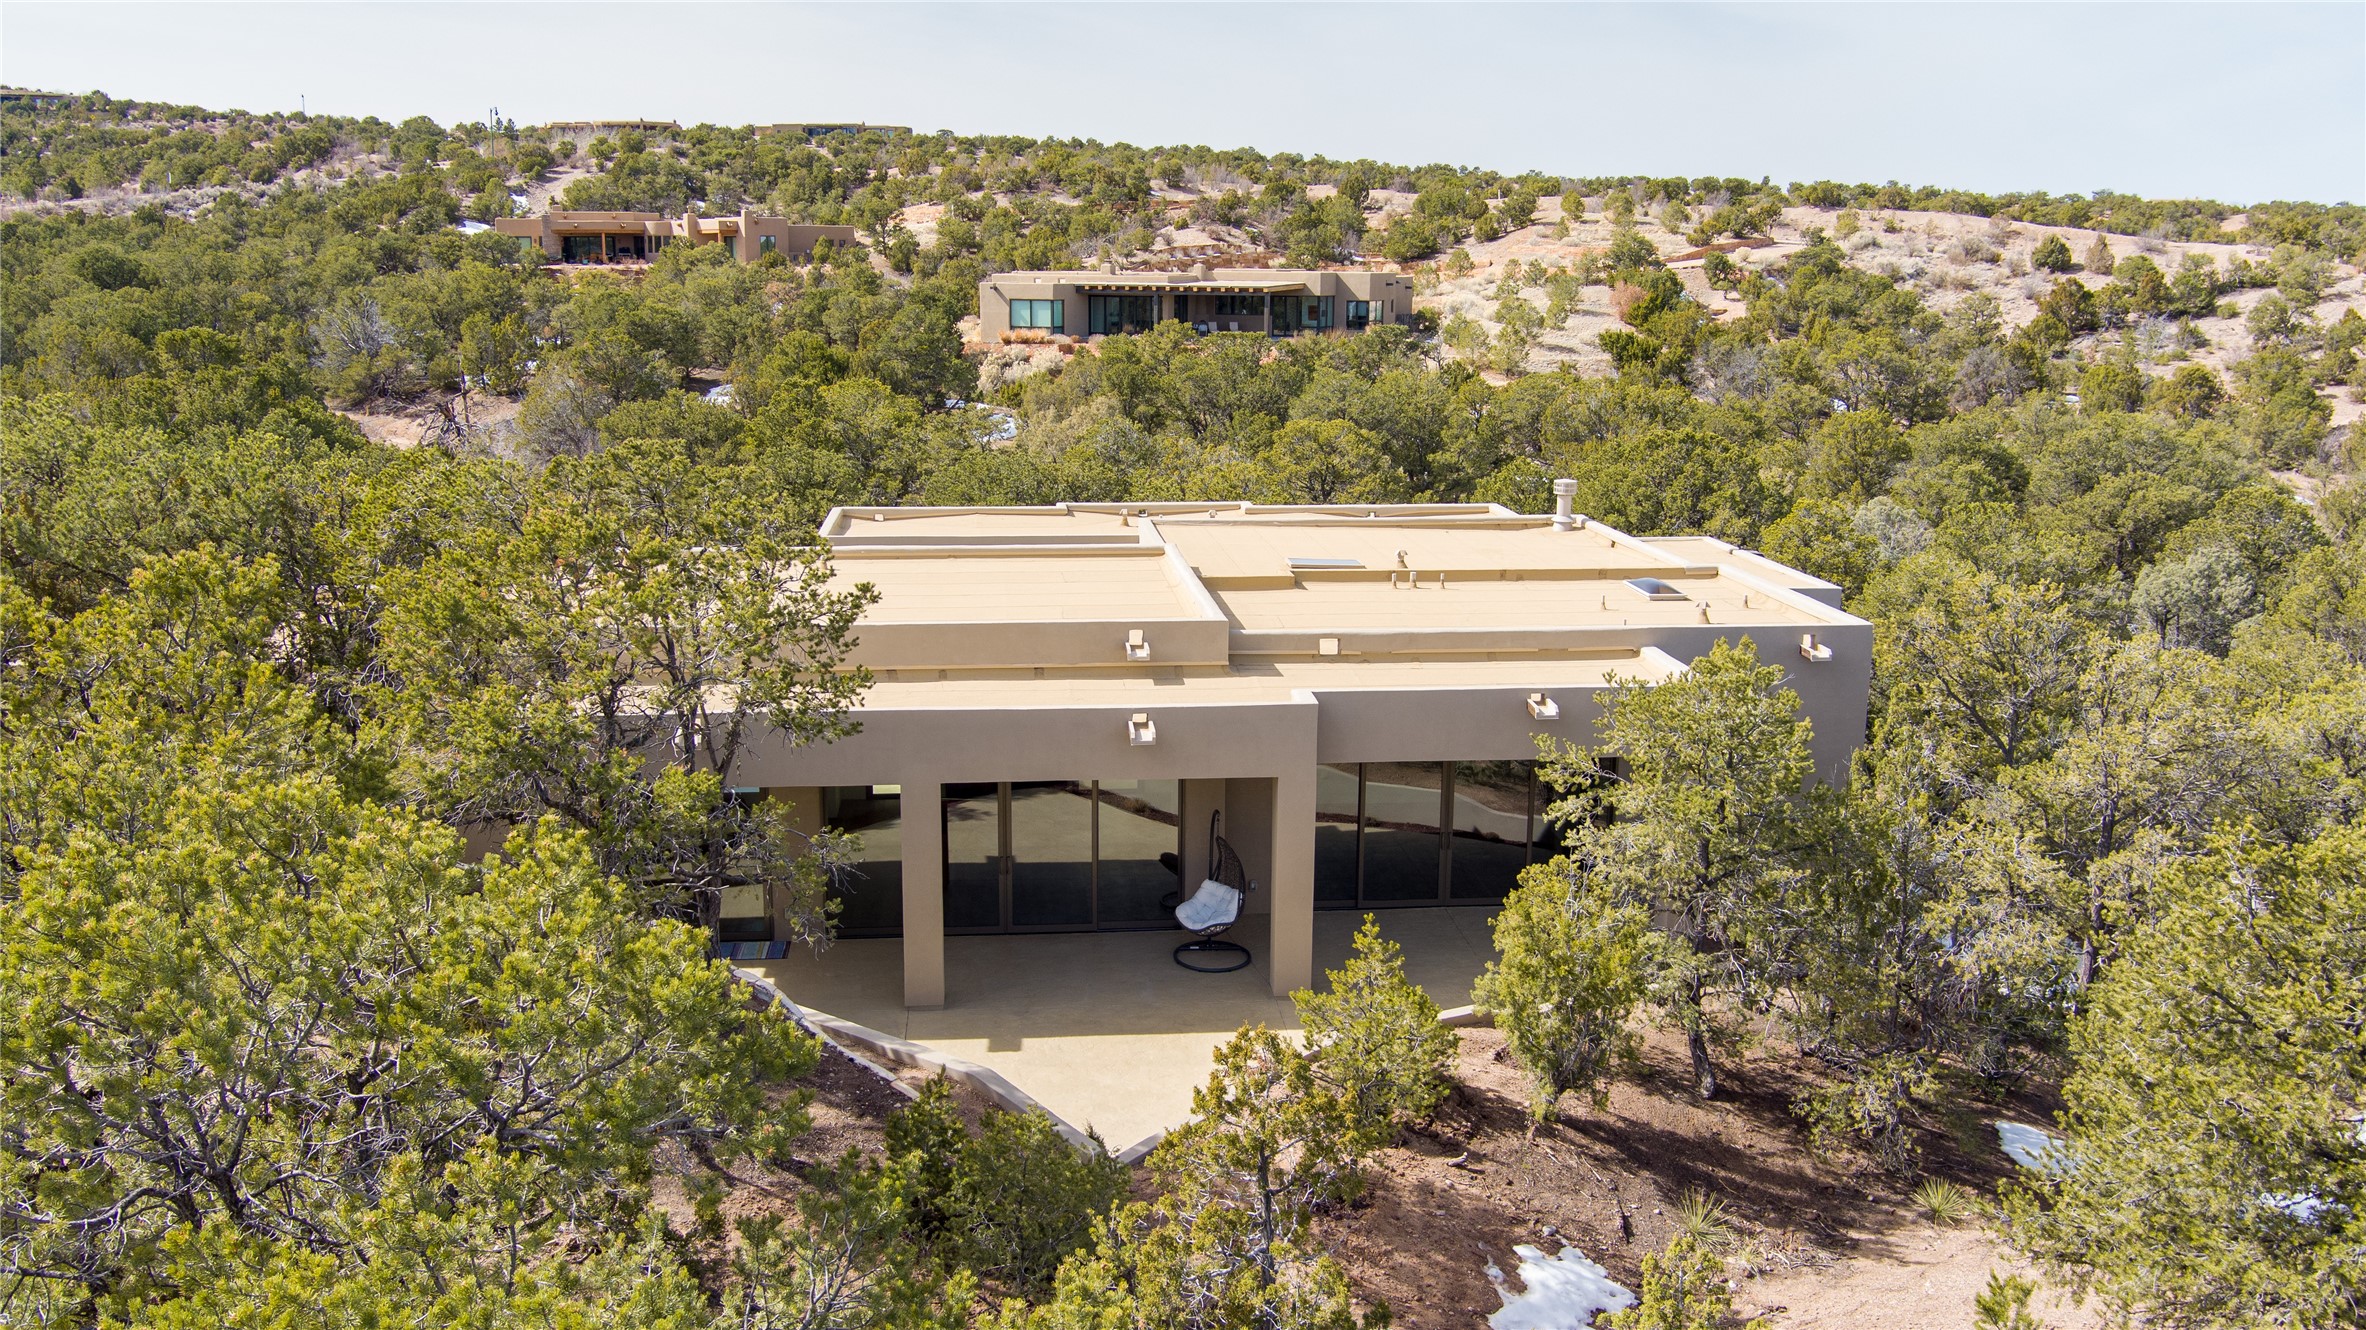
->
1294;915;1456;1135
1972;1272;2045;1330
2246;294;2300;348
1473;866;1661;1120
2038;279;2100;335
1793;1051;1939;1173
1606;227;1663;275
883;1076;970;1236
947;1107;1129;1292
2080;361;2147;412
2082;234;2116;275
886;1078;1128;1293
1833;208;1860;238
2032;234;2076;272
1602;1234;1765;1330
2149;363;2225;417
1702;251;1739;289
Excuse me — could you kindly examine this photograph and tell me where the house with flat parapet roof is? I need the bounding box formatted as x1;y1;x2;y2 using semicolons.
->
539;119;681;142
495;209;858;264
721;488;1871;1011
980;266;1416;341
753;122;913;139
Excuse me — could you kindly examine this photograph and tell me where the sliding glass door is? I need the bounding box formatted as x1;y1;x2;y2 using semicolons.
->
1316;761;1555;907
942;780;1183;933
1008;781;1094;929
1359;762;1447;903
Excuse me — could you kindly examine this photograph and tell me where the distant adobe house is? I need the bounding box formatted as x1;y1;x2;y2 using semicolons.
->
752;122;913;140
981;264;1417;340
495;209;859;264
540;119;680;143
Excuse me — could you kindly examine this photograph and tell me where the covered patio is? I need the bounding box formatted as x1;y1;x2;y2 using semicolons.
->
746;906;1500;1150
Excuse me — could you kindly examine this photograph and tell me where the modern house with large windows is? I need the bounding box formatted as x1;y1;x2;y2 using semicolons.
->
722;492;1871;1011
496;210;859;264
979;266;1416;340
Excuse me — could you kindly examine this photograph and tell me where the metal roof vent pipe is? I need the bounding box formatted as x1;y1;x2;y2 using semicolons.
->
1550;478;1582;531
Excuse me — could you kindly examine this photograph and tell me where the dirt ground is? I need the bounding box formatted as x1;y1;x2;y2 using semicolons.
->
1316;1026;2097;1330
720;1024;2097;1329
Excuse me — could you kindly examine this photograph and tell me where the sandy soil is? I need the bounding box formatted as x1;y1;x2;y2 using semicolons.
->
1318;1026;2095;1330
666;1014;2098;1329
1398;196;2363;441
336;389;521;452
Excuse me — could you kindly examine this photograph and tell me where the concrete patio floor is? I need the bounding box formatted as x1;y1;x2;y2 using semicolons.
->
747;907;1499;1150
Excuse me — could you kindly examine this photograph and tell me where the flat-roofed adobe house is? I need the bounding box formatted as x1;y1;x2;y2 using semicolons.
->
495;209;859;264
723;488;1872;1011
980;266;1416;340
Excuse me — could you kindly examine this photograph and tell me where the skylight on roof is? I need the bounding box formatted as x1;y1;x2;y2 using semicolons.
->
1288;557;1364;570
1625;577;1689;601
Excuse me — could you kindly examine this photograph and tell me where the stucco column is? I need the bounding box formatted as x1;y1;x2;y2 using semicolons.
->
1267;766;1316;997
900;780;945;1009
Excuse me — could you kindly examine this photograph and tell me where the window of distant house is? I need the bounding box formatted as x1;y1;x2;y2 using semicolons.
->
1214;293;1266;317
1346;300;1374;329
758;235;777;255
1011;298;1065;332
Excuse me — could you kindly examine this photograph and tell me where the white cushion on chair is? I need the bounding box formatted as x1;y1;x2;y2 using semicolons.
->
1175;879;1242;932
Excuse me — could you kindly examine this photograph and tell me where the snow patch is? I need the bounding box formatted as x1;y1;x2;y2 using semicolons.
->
1487;1244;1634;1330
1996;1120;2070;1175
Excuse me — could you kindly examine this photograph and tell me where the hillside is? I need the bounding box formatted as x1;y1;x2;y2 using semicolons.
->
1408;195;2365;434
2;91;2362;1330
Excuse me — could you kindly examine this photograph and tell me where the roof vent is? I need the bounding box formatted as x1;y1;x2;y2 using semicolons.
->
1551;478;1581;531
1625;577;1688;601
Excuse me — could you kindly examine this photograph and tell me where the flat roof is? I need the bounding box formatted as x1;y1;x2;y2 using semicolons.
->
830;550;1195;624
1212;573;1818;632
809;502;1863;676
985;269;1386;291
1158;519;1691;584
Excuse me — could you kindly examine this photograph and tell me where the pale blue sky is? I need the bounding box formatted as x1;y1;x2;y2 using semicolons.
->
5;3;2360;203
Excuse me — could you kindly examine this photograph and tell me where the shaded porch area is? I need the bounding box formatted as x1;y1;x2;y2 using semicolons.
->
747;906;1499;1150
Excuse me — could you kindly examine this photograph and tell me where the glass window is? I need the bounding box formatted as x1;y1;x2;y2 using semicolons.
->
1359;762;1446;902
1009;782;1094;928
1096;779;1182;926
942;782;1002;931
1010;298;1065;331
758;235;777;255
824;785;904;936
1087;294;1156;335
1448;761;1532;900
1346;300;1373;329
1315;764;1362;905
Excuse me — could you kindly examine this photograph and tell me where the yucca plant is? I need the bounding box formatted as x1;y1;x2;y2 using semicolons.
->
1914;1178;1978;1226
1672;1187;1735;1248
